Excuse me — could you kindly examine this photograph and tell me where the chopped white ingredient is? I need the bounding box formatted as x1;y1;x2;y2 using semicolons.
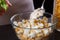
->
17;29;23;34
48;27;52;33
35;29;42;34
23;24;27;27
26;26;30;28
27;23;31;28
38;23;44;28
22;20;25;22
23;29;30;36
13;21;18;26
48;23;52;26
39;23;44;27
42;28;49;36
28;32;36;38
17;31;21;34
18;22;23;27
13;26;17;28
32;26;38;29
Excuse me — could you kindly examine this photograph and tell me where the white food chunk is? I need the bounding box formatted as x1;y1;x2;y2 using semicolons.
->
13;26;17;28
13;21;18;26
18;22;22;27
48;23;52;26
38;23;44;28
32;26;38;29
17;30;21;34
23;29;30;36
17;29;24;34
42;28;49;36
28;32;36;38
35;29;42;34
48;27;52;33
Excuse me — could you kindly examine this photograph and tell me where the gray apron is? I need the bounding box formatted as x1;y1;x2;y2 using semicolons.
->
0;0;34;25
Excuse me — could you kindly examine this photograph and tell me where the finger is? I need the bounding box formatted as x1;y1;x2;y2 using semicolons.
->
5;0;12;6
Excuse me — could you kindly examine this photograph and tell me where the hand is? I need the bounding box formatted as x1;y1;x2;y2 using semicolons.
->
5;0;12;6
0;0;12;16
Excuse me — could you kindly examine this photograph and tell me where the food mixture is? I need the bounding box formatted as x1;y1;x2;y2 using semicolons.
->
13;8;52;40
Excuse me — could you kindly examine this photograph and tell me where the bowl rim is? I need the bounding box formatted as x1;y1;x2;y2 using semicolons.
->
10;12;57;29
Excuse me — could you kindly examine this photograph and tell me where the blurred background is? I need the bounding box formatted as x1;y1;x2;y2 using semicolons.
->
0;0;54;40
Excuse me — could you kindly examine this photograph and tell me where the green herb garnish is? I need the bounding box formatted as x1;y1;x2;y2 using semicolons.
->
0;0;8;11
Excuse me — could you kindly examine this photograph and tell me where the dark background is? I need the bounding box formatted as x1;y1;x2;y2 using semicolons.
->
0;0;60;40
33;0;54;14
